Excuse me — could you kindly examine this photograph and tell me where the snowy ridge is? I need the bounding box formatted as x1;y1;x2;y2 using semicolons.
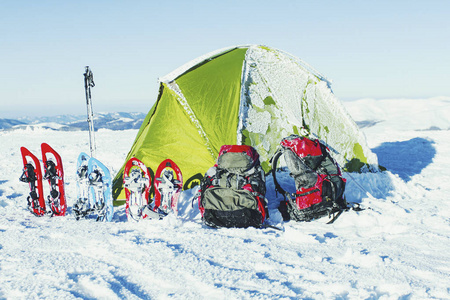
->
0;97;449;298
0;112;146;131
344;96;450;131
0;118;26;130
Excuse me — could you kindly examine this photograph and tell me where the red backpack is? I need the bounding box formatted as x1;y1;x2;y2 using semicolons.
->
271;135;347;223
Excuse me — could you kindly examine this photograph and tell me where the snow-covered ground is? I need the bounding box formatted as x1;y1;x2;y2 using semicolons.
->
0;97;449;299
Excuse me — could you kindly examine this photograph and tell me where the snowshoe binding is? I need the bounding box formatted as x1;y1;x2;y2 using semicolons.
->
123;157;151;221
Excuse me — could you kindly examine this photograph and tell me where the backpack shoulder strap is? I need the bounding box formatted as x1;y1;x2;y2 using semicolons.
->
270;148;287;197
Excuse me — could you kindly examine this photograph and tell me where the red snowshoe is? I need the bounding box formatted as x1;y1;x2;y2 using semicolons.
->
41;143;66;216
20;147;46;216
153;159;183;215
123;157;152;221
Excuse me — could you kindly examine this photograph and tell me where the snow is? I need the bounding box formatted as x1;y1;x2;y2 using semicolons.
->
1;97;450;299
344;96;450;132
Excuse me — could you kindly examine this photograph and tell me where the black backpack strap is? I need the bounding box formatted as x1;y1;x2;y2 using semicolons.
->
326;200;365;224
326;209;344;224
198;172;214;209
347;201;364;211
270;148;288;198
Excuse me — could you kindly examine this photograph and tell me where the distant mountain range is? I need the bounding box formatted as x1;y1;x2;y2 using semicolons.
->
0;112;147;131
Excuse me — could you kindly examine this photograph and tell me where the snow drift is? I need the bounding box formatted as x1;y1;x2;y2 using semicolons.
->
0;97;449;299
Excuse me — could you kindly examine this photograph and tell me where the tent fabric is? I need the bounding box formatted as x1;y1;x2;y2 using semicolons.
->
112;45;378;202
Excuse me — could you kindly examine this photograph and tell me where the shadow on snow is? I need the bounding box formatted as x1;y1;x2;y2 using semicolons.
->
372;137;436;182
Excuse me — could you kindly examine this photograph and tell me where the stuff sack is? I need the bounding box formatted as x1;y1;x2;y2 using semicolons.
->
271;135;347;222
198;145;268;228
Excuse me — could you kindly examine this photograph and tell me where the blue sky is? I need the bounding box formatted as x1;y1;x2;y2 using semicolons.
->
1;0;449;118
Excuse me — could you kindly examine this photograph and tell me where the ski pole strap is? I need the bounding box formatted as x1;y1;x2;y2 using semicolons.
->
84;67;95;90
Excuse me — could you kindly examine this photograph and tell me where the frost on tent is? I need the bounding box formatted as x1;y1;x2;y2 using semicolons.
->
239;45;378;171
304;78;378;170
240;46;314;170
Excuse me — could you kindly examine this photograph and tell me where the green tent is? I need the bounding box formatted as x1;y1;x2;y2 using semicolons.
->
112;45;378;202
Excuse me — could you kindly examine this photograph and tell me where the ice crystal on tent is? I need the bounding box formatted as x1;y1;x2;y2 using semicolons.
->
238;45;378;170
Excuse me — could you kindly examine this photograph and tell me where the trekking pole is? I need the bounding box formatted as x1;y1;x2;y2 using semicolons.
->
83;66;96;157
